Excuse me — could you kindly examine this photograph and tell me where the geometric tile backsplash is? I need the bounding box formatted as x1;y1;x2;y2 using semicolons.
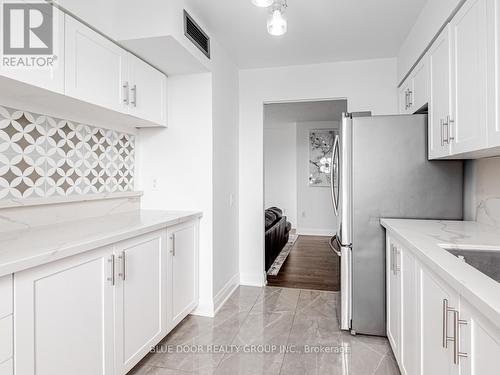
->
0;105;135;199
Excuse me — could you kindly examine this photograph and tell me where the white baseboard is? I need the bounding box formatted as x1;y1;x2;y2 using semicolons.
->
191;273;240;318
240;272;266;287
297;228;335;236
213;273;240;315
191;298;215;317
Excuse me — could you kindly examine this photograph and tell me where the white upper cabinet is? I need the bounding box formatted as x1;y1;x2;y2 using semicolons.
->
398;57;429;115
128;55;168;126
450;0;489;155
65;15;129;114
0;7;65;94
65;15;167;127
398;78;412;115
410;57;429;113
487;0;500;147
428;25;452;159
0;4;168;129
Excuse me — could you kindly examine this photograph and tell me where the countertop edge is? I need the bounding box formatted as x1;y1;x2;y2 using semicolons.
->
0;211;202;278
381;218;500;329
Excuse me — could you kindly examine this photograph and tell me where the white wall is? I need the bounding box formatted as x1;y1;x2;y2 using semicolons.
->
211;41;240;300
397;0;462;83
296;121;338;236
239;58;398;286
264;122;297;227
137;73;215;314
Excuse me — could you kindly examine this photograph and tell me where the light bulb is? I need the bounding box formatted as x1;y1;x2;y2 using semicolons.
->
267;7;287;36
252;0;273;7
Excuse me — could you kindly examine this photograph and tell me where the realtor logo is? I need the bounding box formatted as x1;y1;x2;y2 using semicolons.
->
3;2;53;55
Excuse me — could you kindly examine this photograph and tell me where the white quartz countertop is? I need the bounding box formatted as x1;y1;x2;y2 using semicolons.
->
0;210;202;277
381;219;500;328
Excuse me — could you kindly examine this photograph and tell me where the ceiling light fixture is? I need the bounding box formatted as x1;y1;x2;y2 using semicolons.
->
252;0;273;7
267;0;287;36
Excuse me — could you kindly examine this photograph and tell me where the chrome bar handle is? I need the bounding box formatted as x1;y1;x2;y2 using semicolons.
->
405;90;409;110
131;84;137;107
390;244;394;272
442;299;456;348
408;90;413;108
122;82;129;105
107;254;115;286
395;248;401;274
170;234;176;256
443;117;450;144
453;310;468;364
447;116;455;142
118;251;126;281
330;135;339;216
440;119;445;147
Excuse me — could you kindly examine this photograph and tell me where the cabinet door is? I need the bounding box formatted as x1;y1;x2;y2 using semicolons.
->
114;230;167;375
420;267;458;375
487;0;500;147
168;220;199;329
65;15;128;113
411;57;429;113
459;299;500;375
386;238;401;361
400;248;420;375
428;25;452;159
0;7;65;94
14;247;115;375
128;55;167;126
399;81;410;114
450;0;489;155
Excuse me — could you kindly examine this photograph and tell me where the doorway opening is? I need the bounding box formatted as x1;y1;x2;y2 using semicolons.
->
263;99;347;291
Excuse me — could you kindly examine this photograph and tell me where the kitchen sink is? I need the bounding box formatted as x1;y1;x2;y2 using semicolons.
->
445;249;500;283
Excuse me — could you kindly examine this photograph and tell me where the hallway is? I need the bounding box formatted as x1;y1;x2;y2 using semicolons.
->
267;235;339;291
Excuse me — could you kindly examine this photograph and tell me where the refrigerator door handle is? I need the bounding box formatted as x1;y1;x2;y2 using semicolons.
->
331;135;340;216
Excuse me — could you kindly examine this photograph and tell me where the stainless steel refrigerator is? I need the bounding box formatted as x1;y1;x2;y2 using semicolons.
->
330;113;463;336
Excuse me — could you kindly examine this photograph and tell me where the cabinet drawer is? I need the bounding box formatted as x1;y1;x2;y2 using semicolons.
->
0;315;12;364
0;359;12;375
0;275;12;319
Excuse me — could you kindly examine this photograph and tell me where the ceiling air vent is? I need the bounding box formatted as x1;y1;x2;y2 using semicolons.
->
184;10;211;59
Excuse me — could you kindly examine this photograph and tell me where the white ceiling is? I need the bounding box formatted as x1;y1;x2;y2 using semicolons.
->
264;100;347;126
186;0;426;69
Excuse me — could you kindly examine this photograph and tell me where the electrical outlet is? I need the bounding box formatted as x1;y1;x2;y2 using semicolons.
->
229;193;234;208
152;178;159;191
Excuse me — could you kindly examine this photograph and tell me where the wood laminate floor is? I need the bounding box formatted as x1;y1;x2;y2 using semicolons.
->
266;235;339;291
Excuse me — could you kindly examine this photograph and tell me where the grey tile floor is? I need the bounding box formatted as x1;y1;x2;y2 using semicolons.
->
128;286;400;375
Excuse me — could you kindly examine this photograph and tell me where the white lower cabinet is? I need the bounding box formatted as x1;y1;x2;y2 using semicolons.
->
14;246;115;375
420;265;458;375
13;221;199;375
400;248;420;375
386;239;401;360
459;299;500;375
167;220;199;330
114;231;167;375
386;232;500;375
0;359;12;375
